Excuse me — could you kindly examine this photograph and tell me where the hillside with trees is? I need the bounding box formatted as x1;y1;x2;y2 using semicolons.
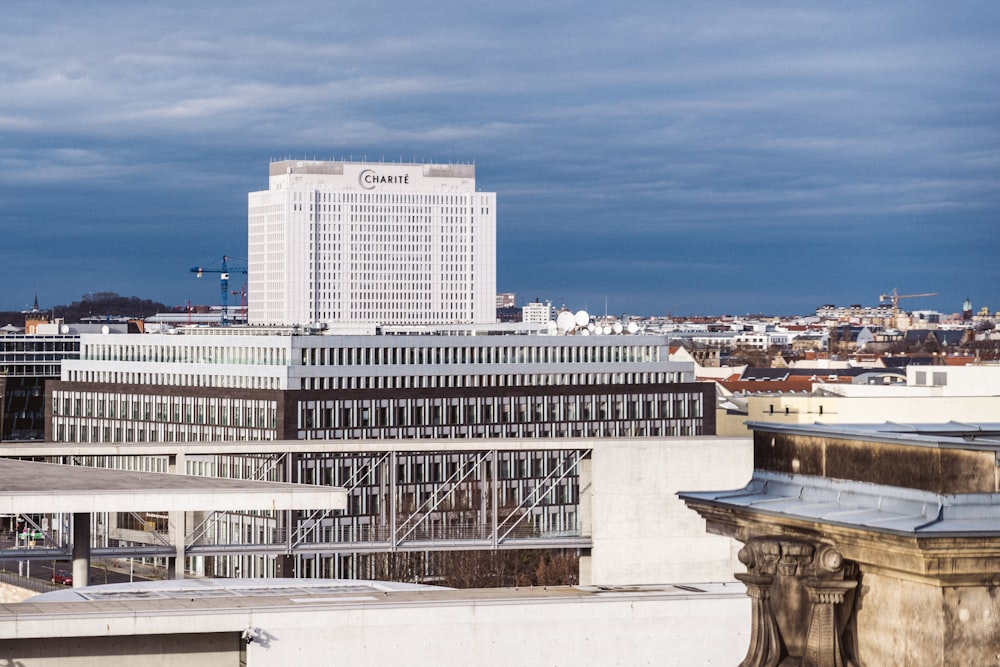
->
0;292;175;327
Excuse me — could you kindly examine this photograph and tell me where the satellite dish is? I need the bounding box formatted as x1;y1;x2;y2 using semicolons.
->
602;325;612;335
575;310;589;327
62;324;71;334
587;323;595;332
580;329;590;336
546;321;558;335
627;322;639;334
100;325;109;335
612;322;623;334
556;311;575;332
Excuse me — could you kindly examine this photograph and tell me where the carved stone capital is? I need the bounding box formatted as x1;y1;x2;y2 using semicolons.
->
735;536;857;667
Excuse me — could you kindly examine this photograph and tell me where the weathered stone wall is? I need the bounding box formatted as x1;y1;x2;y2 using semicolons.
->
852;570;945;666
851;571;1000;666
753;432;997;494
942;585;1000;667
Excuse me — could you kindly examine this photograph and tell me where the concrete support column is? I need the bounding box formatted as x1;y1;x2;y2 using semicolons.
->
71;513;90;588
389;450;397;550
279;453;293;562
577;451;593;585
168;511;185;580
167;452;185;475
490;449;498;548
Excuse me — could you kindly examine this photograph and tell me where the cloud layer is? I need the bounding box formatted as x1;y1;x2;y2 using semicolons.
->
2;1;998;315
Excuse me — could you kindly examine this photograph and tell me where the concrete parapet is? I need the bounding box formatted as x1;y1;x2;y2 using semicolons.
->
583;437;752;586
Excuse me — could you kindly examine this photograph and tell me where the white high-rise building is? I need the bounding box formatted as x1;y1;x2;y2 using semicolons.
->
248;160;496;326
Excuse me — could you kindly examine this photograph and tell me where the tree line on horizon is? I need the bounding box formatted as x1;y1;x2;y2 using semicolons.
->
0;292;177;328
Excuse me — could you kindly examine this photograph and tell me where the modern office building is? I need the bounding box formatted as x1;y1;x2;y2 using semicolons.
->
248;160;496;327
0;318;128;441
0;333;79;441
48;329;710;444
44;328;714;579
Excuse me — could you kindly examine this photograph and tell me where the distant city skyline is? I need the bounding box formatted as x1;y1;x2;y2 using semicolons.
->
2;2;998;316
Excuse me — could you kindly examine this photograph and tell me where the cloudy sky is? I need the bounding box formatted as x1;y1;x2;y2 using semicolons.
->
2;1;997;316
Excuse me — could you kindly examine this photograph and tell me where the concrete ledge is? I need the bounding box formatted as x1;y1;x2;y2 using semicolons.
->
0;459;346;514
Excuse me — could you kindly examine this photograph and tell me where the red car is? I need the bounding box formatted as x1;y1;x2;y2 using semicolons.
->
52;570;72;585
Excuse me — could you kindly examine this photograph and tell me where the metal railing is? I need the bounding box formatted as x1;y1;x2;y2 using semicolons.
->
0;569;59;594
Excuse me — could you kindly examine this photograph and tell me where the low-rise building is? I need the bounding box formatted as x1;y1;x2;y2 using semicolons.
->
521;299;552;325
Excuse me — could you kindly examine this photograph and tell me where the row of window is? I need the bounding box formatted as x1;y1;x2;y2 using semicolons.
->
0;363;62;377
299;393;702;430
52;422;275;443
52;391;277;427
77;340;664;369
298;342;661;366
300;420;699;441
64;369;283;389
0;338;79;352
304;371;684;391
302;191;480;206
82;343;287;365
297;371;682;391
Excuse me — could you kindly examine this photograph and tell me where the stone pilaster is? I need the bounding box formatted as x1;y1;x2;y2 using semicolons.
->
802;579;857;667
734;572;782;667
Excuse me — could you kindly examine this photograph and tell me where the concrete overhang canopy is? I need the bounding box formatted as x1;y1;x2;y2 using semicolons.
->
0;438;598;457
0;458;346;514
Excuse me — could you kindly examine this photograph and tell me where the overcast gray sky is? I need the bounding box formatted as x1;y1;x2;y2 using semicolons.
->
1;1;997;316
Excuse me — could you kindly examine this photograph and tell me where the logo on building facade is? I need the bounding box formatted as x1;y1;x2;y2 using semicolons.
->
358;169;410;189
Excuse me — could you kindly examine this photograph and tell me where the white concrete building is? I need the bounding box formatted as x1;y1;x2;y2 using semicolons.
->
11;579;749;666
248;160;497;327
2;438;754;665
521;300;552;324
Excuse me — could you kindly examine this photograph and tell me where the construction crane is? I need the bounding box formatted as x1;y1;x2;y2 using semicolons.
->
879;288;938;327
190;256;247;326
230;283;248;324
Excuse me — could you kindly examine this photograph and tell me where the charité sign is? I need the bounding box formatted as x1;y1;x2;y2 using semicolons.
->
358;169;411;189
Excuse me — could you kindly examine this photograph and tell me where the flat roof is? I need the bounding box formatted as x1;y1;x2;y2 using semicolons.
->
680;471;1000;538
0;580;745;640
0;458;346;514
